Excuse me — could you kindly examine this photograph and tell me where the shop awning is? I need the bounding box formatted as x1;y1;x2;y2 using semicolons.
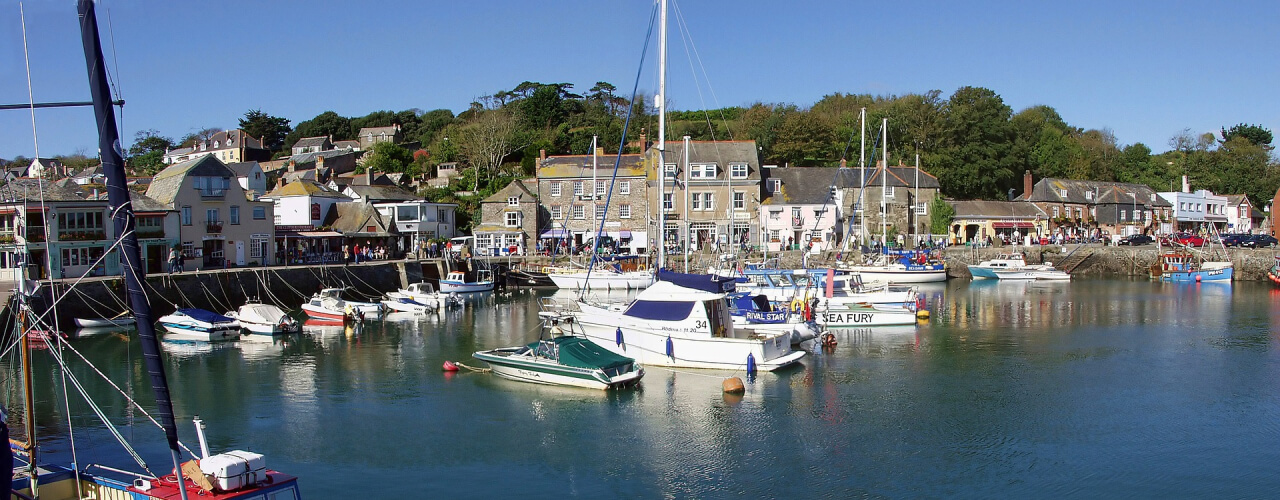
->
541;229;570;238
618;230;632;238
992;222;1035;229
297;231;343;238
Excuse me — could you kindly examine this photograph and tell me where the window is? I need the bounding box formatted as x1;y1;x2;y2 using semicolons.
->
663;193;673;211
703;193;714;211
508;196;519;206
770;179;781;193
438;208;450;224
792;207;802;218
690;164;717;179
620;204;631;219
664;163;677;179
915;202;927;216
505;212;521;227
230;205;240;225
1085;191;1094;201
731;163;748;179
550;182;562;197
253;206;266;220
733;191;745;210
885;186;895;199
1058;188;1068;197
182;206;192;225
181;241;194;258
595;181;606;197
594;204;605;219
1078;207;1085;219
550;205;562;220
769;229;781;243
692;193;702;210
57;211;105;240
61;246;104;269
397;205;418;221
573;181;584;196
250;234;269;259
206;209;220;223
572;205;585;219
1052;206;1060;218
619;181;630;195
1120;209;1127;221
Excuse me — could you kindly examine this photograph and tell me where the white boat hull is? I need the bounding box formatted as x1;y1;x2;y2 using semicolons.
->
816;305;919;327
439;281;494;293
475;349;644;390
848;267;947;283
548;271;653;291
382;299;431;313
572;303;803;371
160;328;240;342
75;317;136;328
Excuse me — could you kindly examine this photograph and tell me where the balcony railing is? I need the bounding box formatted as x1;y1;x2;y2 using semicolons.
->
206;222;223;234
0;232;14;244
199;188;226;199
791;217;805;228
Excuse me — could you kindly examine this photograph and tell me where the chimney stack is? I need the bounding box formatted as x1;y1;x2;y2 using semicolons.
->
288;160;296;173
1181;175;1190;193
366;166;374;185
1024;170;1033;199
539;149;546;164
840;158;847;168
640;129;647;151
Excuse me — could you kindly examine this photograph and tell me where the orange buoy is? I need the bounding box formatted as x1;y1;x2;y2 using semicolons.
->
722;377;745;394
442;360;459;372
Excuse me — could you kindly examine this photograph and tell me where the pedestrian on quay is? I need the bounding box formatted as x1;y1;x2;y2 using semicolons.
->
167;247;179;274
177;249;185;273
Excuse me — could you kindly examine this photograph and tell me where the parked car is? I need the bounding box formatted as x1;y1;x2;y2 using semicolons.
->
1240;234;1279;248
1117;234;1154;246
1220;233;1250;247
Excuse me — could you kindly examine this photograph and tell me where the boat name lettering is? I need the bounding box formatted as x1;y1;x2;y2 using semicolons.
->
822;313;873;324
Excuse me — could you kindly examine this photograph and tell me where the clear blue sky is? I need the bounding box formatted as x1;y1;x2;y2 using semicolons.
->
2;0;1276;158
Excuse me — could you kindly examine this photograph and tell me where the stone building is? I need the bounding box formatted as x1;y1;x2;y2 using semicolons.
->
644;140;761;253
536;150;649;254
163;129;271;165
473;179;540;256
1021;171;1173;238
836;160;941;246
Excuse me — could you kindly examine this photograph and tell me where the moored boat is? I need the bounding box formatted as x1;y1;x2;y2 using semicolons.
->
816;302;920;327
1268;256;1280;286
302;288;383;321
842;249;947;283
226;302;298;336
440;270;496;293
564;270;805;371
473;316;644;390
157;308;241;342
1150;250;1233;283
74;315;136;328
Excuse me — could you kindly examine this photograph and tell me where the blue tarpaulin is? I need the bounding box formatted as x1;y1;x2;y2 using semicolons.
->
177;308;235;324
624;300;695;321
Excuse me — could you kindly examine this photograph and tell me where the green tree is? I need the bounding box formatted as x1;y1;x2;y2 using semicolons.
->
929;197;955;235
932;86;1016;199
127;129;173;175
285;111;353;148
360;142;413;174
457;109;521;191
1221;123;1273;149
771;107;836;166
238;109;292;152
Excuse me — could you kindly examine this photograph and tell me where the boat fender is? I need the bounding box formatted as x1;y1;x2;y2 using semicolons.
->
442;360;459;372
615;327;624;347
821;332;837;348
746;353;757;377
722;377;745;394
665;336;674;360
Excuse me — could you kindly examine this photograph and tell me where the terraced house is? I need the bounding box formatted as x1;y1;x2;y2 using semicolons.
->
536;150;649;254
1020;171;1173;239
645;140;761;252
147;155;276;268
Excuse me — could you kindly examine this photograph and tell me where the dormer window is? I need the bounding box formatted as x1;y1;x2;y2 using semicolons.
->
1058;188;1068;197
507;196;519;206
1085;191;1093;201
1150;193;1157;202
770;179;781;192
730;163;748;179
213;141;220;148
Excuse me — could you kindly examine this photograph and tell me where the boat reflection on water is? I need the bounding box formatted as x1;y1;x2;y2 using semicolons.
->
238;336;287;360
820;326;922;354
160;338;235;358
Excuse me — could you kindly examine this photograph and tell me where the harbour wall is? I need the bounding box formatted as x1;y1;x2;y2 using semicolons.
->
34;261;446;330
941;246;1279;280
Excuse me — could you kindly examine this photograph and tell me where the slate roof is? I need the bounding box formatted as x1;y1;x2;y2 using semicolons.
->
335;171;395;186
333;140;360;150
289;149;357;166
0;178;94;203
282;169;320;183
345;184;417;202
293;136;330;149
482;179;537;204
850;164;941;189
538;153;645;178
1020;178;1171;207
359;126;399;137
1225;194;1251;207
226;161;261;177
327;202;396;236
760;167;840;205
146;155;234;206
130;191;173;213
950;200;1047;219
649;141;761;180
265;180;346;199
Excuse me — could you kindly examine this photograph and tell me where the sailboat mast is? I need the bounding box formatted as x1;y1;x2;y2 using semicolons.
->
859;108;866;248
77;2;191;499
591;135;599;244
881;118;888;251
683;135;690;273
915;152;920;247
656;0;667;271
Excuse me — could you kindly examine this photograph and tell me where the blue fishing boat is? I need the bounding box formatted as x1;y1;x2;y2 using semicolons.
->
1151;250;1233;283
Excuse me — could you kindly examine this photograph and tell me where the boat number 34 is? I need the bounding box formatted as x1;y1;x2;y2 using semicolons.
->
695;320;708;329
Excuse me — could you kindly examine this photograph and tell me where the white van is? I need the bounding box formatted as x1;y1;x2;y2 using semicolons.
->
448;236;474;257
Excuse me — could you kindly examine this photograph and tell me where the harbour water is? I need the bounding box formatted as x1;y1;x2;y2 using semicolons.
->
14;279;1280;498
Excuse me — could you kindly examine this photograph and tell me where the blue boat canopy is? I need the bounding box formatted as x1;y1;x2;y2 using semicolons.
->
656;270;736;294
177;308;234;324
623;300;695;321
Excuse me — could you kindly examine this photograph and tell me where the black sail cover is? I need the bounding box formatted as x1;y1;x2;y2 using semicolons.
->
78;0;182;453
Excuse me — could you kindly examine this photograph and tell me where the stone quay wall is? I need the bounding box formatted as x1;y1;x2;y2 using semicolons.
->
941;245;1279;281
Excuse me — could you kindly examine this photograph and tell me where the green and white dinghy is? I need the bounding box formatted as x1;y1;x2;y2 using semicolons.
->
474;321;643;390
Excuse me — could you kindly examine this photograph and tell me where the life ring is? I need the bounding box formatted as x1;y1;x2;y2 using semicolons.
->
790;299;804;313
637;265;647;271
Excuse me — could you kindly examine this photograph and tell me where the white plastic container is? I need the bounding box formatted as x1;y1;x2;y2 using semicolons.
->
199;450;266;491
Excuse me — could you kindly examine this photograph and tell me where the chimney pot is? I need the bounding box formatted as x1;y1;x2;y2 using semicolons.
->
539;149;546;163
840;158;847;168
1023;170;1033;199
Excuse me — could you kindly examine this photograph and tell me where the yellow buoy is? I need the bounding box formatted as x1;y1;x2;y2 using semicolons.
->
916;309;930;320
722;377;745;394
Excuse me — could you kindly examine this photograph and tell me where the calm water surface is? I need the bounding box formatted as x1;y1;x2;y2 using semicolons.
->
14;279;1280;498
